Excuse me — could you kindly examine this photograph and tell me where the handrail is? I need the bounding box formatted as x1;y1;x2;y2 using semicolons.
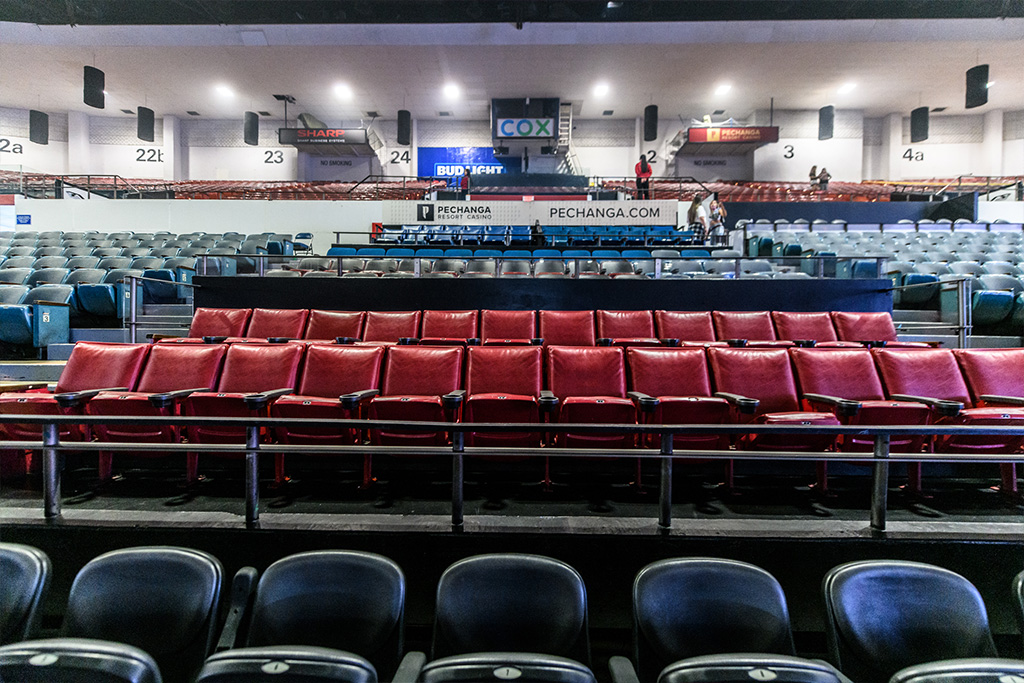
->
5;411;1023;532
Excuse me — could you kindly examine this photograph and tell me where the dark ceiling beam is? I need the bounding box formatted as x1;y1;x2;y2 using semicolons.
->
4;0;1024;25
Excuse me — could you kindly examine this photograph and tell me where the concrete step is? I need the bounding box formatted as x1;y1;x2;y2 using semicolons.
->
70;328;131;343
893;309;941;323
142;304;192;316
0;360;66;382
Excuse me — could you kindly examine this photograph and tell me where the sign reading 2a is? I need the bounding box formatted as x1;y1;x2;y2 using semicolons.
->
496;118;555;138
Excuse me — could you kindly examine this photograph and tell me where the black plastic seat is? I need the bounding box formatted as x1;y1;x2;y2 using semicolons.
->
889;659;1024;683
822;560;998;683
0;543;51;644
654;654;847;683
0;637;162;683
422;652;597;683
197;646;378;683
62;546;223;683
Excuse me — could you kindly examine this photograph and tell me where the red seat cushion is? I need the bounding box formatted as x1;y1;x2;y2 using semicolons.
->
771;311;840;343
245;308;309;339
362;311;422;342
538;310;596;346
303;309;365;340
480;310;536;343
187;308;252;337
654;311;716;342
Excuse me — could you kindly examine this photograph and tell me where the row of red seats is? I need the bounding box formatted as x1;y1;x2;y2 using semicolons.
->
1;342;1020;495
175;307;922;348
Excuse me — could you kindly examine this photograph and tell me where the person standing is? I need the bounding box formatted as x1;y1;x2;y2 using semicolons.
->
459;168;471;197
709;197;728;246
635;155;653;199
817;167;832;191
808;165;819;190
686;193;708;243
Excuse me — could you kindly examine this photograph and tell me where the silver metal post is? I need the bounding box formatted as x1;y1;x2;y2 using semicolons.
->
957;277;971;349
128;276;138;343
42;422;61;519
245;426;260;525
451;431;465;531
257;256;266;277
658;432;674;532
869;434;890;533
654;257;662;279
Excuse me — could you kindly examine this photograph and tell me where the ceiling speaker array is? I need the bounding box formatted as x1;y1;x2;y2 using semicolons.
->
818;105;834;141
643;105;658;142
83;66;105;109
244;111;260;146
29;110;49;145
966;64;989;109
137;107;155;142
910;106;929;143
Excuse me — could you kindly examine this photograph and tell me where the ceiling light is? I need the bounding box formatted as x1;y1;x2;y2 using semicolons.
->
838;82;857;94
715;84;731;96
443;83;460;100
593;82;609;97
987;81;995;88
334;83;353;99
102;90;109;95
215;84;234;97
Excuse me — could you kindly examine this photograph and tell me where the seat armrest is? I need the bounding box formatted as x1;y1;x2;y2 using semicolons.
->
608;656;641;683
242;388;294;410
889;394;963;416
596;337;612;346
214;566;258;653
467;337;481;346
858;339;887;348
442;388;466;409
792;339;817;348
54;386;129;409
1;381;49;393
266;337;293;344
147;333;179;341
148;387;210;409
334;336;360;345
724;338;748;347
803;392;861;417
979;394;1024;407
203;335;228;344
659;337;680;347
340;389;380;410
530;337;544;345
714;391;760;414
392;651;427;683
627;391;660;412
538;390;560;411
398;337;420;345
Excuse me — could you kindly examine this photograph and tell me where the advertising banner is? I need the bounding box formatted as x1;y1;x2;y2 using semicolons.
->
687;127;779;144
417;147;509;179
384;200;678;226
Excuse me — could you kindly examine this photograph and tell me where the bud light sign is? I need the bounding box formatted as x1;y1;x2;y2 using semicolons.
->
417;147;508;180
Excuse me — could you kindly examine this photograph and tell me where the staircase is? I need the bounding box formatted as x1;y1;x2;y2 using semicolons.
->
557;102;582;176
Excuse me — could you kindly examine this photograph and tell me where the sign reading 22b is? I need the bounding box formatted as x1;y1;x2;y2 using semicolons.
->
496;118;555;138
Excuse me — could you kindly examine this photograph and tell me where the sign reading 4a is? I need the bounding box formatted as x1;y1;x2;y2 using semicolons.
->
496;118;555;138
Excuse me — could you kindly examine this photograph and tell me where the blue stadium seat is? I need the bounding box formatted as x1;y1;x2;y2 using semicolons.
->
509;225;531;244
0;284;72;347
356;248;386;257
76;269;143;319
0;284;29;304
461;225;484;245
326;247;356;257
444;248;473;258
546;226;571;247
483;225;508;245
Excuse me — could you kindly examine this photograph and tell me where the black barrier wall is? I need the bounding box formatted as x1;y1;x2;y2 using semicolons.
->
194;277;892;312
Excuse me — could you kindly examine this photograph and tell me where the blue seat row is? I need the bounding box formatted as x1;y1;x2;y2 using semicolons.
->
373;225;694;246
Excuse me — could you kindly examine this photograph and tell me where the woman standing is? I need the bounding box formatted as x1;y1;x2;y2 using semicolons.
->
709;198;728;245
808;165;818;190
635;155;653;199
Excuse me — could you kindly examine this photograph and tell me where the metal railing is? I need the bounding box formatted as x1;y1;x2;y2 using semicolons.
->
3;413;1023;535
126;274;200;343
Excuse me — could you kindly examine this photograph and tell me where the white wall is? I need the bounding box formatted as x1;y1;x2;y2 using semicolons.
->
753;138;863;182
1004;140;1024;176
675;154;753;182
187;146;298;181
573;146;635;177
301;155;377;182
0;136;69;174
12;198;383;250
978;201;1024;223
894;142;986;179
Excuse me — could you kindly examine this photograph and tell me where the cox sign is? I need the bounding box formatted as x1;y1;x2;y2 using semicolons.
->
496;118;555;139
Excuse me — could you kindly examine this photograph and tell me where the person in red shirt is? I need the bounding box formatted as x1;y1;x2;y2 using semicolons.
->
634;155;652;199
459;169;471;193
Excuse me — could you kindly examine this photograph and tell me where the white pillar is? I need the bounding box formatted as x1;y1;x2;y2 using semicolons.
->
879;112;902;181
162;115;184;181
982;110;1003;177
66;111;91;175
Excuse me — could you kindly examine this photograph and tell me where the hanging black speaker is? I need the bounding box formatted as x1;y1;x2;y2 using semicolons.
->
243;111;259;146
910;106;929;143
966;64;989;109
84;66;105;109
29;110;49;145
643;105;658;142
397;110;411;146
137;107;155;142
818;105;835;140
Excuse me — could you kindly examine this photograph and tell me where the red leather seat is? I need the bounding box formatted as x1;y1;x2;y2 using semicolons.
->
831;311;929;347
545;346;635;449
770;311;860;348
712;311;793;348
85;343;229;481
596;310;661;347
368;345;464;446
188;307;252;338
303;309;365;341
653;311;726;347
464;345;545;451
480;309;537;345
360;310;422;344
271;344;385;486
242;308;309;340
420;309;479;346
538;310;596;346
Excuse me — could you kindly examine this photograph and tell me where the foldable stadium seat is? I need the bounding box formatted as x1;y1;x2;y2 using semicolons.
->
362;258;398;275
31;256;68;270
0;543;51;645
545;346;635;449
204;550;408;683
182;343;304;481
712;311;794;347
535;258;568;277
0;639;162;683
1;256;35;269
708;347;839;455
610;558;846;683
770;311;861;347
888;659;1024;683
430;258;466;276
0;284;73;348
822;560;999;683
790;347;931;493
360;310;422;344
538;310;596;346
25;267;69;287
480;309;538;345
0;267;32;285
235;307;309;341
76;268;142;319
654;311;726;347
65;255;101;270
874;347;1024;495
831;311;929;347
626;347;731;452
419;309;479;345
426;554;593;682
464;258;497;278
60;546;223;683
368;345;464;447
499;259;532;277
463;345;547;450
32;246;64;258
303;309;365;341
0;284;28;304
595;309;663;347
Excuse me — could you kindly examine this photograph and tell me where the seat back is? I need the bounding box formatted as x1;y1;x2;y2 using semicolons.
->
538;310;596;346
789;348;886;401
0;543;51;644
245;308;309;339
421;310;479;339
362;311;422;342
432;554;589;664
196;646;376;683
627;347;713;398
0;284;29;304
380;345;464;396
0;638;162;683
62;546;224;682
215;343;304;393
188;308;252;338
481;309;536;341
55;342;151;393
135;343;228;393
873;348;972;404
296;344;384;396
596;310;655;339
303;309;365;340
831;311;899;342
712;311;778;341
654;311;716;342
822;560;997;682
708;348;800;413
546;345;627;401
246;551;405;678
771;311;840;342
23;284;74;305
952;348;1024;404
466;346;543;396
633;558;795;681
